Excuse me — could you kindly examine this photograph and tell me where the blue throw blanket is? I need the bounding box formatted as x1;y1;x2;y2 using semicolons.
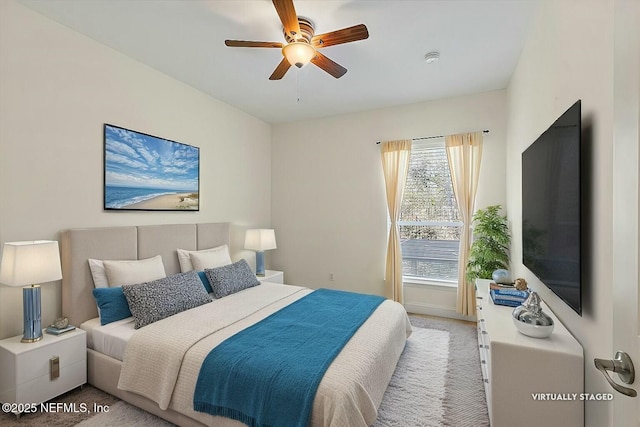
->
193;288;385;427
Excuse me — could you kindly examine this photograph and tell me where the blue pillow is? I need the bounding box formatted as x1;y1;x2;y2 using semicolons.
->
92;287;132;325
197;271;213;293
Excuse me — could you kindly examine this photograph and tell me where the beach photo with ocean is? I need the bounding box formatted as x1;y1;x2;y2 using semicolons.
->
104;125;199;211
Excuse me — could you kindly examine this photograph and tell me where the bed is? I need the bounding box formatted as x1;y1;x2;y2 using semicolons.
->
61;223;411;427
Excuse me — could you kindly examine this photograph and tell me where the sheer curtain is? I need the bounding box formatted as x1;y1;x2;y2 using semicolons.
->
445;132;483;316
380;140;412;303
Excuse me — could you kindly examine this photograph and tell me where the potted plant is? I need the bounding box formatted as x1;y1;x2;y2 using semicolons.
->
466;205;510;282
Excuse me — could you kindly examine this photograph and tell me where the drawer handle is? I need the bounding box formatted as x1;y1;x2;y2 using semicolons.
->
484;379;489;383
50;356;60;380
481;360;487;364
476;306;482;310
481;331;488;335
480;318;485;322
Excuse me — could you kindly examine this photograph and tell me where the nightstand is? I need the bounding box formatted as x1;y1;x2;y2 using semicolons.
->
258;270;284;284
0;328;86;413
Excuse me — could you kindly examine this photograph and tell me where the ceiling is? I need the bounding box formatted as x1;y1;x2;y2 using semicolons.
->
20;0;540;124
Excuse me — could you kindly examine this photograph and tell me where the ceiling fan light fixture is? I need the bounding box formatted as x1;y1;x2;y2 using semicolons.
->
282;42;316;68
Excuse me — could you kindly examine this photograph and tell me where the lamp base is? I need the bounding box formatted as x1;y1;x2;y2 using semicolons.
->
255;251;266;277
21;285;42;343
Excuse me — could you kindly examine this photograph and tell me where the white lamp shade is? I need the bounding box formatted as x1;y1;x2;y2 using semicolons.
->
282;42;316;68
244;229;277;252
0;240;62;286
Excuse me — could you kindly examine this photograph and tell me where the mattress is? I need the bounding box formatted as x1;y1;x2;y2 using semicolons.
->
80;316;136;361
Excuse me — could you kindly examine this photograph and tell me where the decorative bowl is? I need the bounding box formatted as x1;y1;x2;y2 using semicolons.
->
511;317;554;338
512;291;554;338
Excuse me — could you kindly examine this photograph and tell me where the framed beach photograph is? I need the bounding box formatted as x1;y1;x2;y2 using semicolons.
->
104;124;199;211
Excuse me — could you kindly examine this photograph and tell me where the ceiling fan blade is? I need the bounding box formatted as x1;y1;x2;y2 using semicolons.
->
225;40;283;48
311;52;347;79
269;58;292;80
272;0;301;40
311;24;369;48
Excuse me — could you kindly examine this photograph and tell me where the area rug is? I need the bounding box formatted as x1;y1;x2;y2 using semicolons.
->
409;316;490;427
373;327;449;426
0;315;488;427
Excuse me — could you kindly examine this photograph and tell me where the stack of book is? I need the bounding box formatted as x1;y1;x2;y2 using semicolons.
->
45;324;76;335
489;285;530;307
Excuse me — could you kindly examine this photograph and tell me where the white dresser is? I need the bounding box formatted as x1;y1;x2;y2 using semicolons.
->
0;328;86;414
476;279;584;427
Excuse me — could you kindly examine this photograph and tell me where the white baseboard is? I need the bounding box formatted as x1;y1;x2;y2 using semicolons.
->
404;301;477;322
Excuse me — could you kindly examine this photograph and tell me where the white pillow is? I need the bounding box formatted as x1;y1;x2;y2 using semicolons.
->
88;259;109;288
188;247;233;272
102;255;167;287
177;245;231;272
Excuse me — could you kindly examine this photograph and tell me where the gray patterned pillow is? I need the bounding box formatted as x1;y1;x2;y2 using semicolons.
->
205;259;260;298
122;270;212;329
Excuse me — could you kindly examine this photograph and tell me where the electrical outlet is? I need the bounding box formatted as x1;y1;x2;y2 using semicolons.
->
329;273;335;281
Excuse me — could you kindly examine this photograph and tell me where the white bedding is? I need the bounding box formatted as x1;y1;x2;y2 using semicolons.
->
80;316;136;361
117;282;412;427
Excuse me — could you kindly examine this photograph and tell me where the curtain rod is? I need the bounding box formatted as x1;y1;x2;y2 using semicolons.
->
375;129;490;144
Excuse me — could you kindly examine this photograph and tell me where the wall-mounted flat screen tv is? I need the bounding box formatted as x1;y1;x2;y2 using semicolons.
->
522;100;582;315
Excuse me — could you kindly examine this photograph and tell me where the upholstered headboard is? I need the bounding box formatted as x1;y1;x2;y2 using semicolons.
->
60;223;230;327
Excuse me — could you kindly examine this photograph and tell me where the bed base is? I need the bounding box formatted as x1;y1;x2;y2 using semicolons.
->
87;349;206;426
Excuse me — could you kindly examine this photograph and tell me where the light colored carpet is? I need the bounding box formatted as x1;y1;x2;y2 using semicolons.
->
0;315;488;426
0;385;119;427
75;401;174;427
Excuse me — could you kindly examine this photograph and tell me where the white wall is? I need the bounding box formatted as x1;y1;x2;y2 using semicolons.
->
505;1;615;425
271;90;507;313
0;1;272;339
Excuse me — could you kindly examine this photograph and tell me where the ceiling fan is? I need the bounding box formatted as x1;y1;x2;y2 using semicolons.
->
225;0;369;80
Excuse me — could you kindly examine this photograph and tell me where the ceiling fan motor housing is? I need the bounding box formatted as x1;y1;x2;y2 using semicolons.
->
284;17;315;43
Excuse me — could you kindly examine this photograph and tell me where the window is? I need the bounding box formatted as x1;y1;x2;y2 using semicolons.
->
400;139;461;283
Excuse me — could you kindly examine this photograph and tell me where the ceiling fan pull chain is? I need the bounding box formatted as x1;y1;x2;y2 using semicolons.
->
296;69;301;103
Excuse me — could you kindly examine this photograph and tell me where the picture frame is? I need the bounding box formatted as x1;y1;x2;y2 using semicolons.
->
104;124;200;211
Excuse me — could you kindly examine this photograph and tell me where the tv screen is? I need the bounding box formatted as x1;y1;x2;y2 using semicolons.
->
522;100;581;315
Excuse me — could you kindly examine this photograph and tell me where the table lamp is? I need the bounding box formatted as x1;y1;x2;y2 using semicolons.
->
244;229;277;276
0;240;62;343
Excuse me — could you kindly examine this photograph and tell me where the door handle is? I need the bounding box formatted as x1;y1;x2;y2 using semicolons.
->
594;351;637;397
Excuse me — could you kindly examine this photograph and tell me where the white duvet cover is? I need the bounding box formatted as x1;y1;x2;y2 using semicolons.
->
107;282;409;427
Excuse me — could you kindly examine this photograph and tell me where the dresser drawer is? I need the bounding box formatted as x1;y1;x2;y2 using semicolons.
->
14;333;85;385
14;359;86;405
0;329;87;406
